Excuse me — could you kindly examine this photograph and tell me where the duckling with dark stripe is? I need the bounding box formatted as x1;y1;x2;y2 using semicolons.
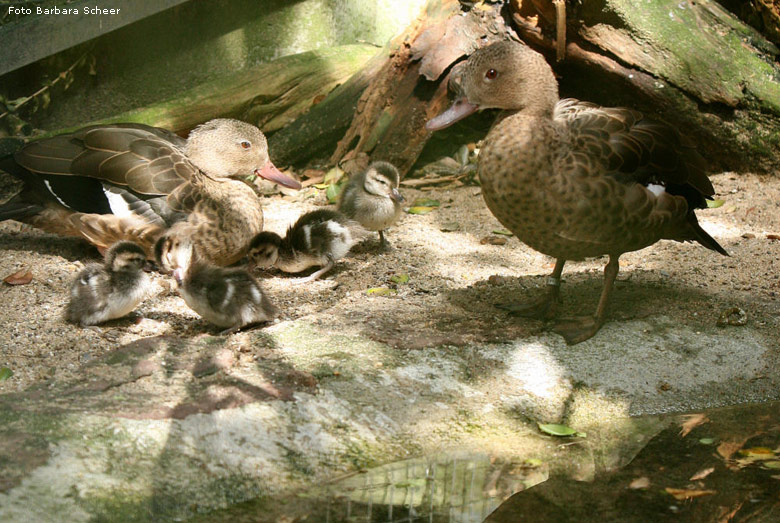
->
66;241;151;326
247;209;362;283
156;230;276;335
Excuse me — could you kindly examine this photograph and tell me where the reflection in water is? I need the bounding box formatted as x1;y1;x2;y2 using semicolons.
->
197;401;780;522
322;453;545;522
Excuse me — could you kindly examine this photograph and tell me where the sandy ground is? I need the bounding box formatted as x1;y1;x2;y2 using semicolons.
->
0;171;778;395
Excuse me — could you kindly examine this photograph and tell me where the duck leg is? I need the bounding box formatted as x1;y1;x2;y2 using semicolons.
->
293;255;335;284
378;230;391;250
497;259;565;320
552;255;619;344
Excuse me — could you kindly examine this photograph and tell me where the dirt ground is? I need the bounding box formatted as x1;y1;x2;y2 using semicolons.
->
0;171;778;395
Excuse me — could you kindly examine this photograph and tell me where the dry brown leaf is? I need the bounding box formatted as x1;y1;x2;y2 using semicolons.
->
3;269;33;285
481;236;507;246
680;413;709;437
665;487;716;500
628;477;650;489
767;234;780;240
690;467;715;481
717;440;747;461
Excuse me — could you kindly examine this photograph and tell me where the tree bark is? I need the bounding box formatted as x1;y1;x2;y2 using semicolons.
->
274;0;780;174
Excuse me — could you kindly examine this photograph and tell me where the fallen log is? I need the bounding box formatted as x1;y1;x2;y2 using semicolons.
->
33;44;378;138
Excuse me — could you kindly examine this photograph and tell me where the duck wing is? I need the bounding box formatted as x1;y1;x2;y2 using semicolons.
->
555;99;714;208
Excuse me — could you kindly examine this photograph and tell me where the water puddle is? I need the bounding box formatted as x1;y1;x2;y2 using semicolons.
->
197;400;780;522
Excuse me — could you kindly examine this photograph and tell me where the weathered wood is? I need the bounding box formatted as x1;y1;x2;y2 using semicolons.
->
267;49;386;167
0;0;191;76
327;0;511;176
35;45;377;139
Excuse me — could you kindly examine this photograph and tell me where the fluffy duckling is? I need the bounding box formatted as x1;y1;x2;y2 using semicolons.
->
155;233;276;334
337;161;403;248
0;118;300;264
247;209;361;283
66;241;151;326
426;40;727;344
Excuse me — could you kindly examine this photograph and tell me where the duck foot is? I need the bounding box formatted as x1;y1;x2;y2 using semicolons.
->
551;316;604;345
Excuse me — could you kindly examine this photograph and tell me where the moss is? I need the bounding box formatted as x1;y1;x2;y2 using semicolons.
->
606;0;780;115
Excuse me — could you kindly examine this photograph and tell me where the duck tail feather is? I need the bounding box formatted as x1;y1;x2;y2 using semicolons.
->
690;218;728;256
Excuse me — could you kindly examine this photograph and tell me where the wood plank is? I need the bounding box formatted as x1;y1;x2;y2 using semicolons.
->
0;0;191;76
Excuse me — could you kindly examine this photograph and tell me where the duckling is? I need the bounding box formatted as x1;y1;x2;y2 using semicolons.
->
66;240;151;326
426;40;727;344
337;161;403;249
155;233;276;334
247;209;361;283
0;119;301;264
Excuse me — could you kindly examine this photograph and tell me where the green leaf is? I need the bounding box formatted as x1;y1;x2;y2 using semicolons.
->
326;182;344;204
390;274;409;284
707;199;725;208
492;229;513;236
323;166;345;185
537;423;584;437
313;183;330;189
699;437;715;445
0;367;13;381
763;461;780;469
411;197;440;207
366;287;396;296
407;206;436;215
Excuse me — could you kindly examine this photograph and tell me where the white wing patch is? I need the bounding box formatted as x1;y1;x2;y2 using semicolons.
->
43;180;72;209
647;184;666;197
102;186;133;217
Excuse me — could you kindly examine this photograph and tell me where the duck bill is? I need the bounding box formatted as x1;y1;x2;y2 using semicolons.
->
256;162;302;190
391;188;404;203
425;98;479;131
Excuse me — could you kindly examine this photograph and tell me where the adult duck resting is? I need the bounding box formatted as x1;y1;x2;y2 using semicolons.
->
0;118;301;265
426;41;727;344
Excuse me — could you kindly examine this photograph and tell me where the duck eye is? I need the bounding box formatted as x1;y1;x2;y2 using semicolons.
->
485;68;498;80
240;141;251;149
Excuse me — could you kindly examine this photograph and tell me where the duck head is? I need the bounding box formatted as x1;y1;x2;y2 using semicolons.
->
426;41;559;131
106;241;147;273
364;161;404;203
247;231;282;269
185;119;301;189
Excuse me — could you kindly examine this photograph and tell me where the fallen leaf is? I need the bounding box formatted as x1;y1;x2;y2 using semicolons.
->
4;269;32;285
680;413;709;437
665;488;716;500
323;166;345;185
762;461;780;469
492;229;513;236
481;236;507;245
440;222;460;232
690;467;715;481
767;234;780;241
390;274;409;285
407;206;436;215
0;367;12;381
706;199;725;208
537;423;585;437
326;182;344;204
739;447;775;457
366;287;396;296
629;477;650;490
411;197;441;208
717;440;746;461
699;437;716;445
